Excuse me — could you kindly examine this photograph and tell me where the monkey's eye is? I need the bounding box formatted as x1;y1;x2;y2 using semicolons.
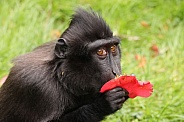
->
111;45;117;54
96;48;107;57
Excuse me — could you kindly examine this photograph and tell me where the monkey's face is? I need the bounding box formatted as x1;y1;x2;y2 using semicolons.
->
90;38;121;85
54;37;121;93
54;9;122;93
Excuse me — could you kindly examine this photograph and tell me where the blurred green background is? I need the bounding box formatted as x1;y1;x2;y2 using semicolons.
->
0;0;184;121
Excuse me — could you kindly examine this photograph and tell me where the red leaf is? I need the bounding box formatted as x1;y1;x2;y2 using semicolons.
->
100;79;118;93
140;21;150;28
135;55;147;67
100;75;153;99
150;44;159;57
51;30;61;38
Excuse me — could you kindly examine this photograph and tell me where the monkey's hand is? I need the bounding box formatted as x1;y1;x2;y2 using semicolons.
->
58;87;128;122
99;87;129;115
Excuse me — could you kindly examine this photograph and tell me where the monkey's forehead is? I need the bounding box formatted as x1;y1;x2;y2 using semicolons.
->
87;37;120;50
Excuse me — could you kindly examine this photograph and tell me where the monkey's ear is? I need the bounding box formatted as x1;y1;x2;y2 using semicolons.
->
54;38;68;58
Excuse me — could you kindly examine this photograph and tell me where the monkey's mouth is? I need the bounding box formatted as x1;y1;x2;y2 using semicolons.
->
101;75;117;86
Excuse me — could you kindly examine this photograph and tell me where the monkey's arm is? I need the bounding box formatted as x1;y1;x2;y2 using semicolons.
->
59;87;128;122
0;63;60;122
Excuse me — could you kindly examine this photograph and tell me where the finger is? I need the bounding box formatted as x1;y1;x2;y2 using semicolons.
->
108;87;123;93
121;88;129;96
114;97;125;104
106;90;127;101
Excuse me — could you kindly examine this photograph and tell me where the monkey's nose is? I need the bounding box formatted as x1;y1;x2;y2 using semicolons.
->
112;70;116;76
112;70;120;77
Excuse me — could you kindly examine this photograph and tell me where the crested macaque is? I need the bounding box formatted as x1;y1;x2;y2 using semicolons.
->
0;8;129;122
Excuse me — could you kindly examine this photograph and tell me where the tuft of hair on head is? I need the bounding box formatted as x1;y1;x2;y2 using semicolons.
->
61;8;113;45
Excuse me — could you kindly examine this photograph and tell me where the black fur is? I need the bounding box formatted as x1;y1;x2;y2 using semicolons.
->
0;8;128;122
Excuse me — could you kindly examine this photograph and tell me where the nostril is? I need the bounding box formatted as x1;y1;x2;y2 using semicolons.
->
112;70;116;76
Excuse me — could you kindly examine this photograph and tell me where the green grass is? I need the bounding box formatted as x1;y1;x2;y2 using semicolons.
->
0;0;184;121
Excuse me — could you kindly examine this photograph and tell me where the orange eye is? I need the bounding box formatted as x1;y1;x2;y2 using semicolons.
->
111;45;117;53
97;48;107;56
